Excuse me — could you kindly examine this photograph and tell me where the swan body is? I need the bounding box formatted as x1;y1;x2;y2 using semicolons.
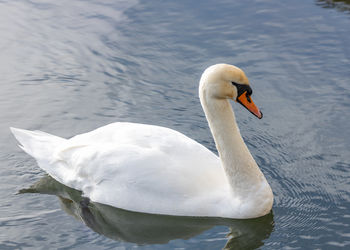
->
11;64;273;219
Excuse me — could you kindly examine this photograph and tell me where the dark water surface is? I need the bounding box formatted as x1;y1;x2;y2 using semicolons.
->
1;0;350;249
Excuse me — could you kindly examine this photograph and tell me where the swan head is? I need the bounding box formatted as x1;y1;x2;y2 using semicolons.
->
199;64;263;119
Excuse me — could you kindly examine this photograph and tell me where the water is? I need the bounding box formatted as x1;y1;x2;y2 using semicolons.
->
0;0;349;249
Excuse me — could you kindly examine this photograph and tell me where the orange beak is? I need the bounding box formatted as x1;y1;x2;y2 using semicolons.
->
237;91;263;119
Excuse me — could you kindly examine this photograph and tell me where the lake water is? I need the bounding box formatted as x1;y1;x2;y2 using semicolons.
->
1;0;350;249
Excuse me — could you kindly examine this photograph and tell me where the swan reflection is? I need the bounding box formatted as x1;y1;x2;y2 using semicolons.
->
20;175;274;249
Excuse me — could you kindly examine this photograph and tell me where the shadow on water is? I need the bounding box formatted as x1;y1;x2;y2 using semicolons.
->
19;175;274;249
316;0;350;13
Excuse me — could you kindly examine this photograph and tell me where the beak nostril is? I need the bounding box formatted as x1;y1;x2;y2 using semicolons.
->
246;94;252;103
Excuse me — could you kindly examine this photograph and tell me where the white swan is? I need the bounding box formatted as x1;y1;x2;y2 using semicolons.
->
11;64;273;219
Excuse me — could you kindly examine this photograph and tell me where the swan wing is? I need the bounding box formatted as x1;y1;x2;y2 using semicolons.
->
12;123;231;216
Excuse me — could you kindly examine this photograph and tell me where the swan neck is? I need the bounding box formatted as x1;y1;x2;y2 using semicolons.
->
200;94;266;197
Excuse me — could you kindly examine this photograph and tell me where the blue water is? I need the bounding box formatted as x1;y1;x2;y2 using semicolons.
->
1;0;350;249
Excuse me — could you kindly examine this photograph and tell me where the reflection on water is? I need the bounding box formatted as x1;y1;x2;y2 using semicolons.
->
20;175;274;249
316;0;350;13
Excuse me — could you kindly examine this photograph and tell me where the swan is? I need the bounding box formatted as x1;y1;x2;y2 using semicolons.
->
11;64;273;219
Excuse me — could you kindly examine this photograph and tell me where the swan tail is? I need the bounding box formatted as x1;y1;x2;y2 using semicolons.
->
10;127;77;186
10;127;66;161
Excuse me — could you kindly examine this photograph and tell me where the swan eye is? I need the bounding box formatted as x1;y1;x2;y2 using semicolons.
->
232;82;253;97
